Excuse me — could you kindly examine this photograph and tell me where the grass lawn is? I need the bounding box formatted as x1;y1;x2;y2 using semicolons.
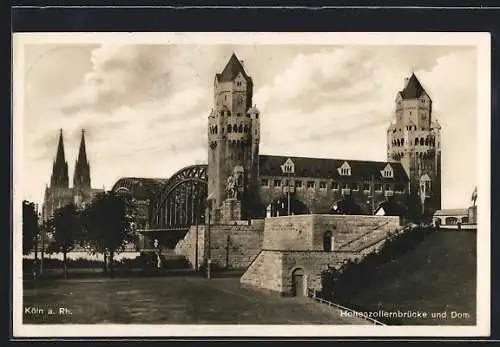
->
23;273;370;325
340;230;477;325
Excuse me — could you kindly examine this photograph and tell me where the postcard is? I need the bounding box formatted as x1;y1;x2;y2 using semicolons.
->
12;32;491;337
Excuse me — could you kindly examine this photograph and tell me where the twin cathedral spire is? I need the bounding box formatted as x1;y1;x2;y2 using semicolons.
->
50;129;91;190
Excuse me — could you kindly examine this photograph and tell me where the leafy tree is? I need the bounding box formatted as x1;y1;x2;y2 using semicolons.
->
47;203;80;278
81;191;137;274
22;200;39;256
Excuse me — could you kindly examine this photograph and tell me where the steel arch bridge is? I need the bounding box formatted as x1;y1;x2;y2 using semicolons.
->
149;164;208;230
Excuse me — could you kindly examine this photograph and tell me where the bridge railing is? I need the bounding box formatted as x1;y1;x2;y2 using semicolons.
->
307;289;386;326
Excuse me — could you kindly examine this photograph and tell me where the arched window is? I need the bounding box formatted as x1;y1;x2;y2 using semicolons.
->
233;124;238;133
420;138;424;145
215;125;218;134
227;124;232;133
239;124;243;133
323;230;333;251
401;138;405;146
415;138;419;145
425;138;429;145
244;125;249;133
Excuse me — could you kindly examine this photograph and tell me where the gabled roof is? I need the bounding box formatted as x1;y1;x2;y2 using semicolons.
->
215;53;253;84
258;155;409;182
400;73;428;100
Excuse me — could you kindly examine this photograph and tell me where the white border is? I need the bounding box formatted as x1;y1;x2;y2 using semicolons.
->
12;32;491;338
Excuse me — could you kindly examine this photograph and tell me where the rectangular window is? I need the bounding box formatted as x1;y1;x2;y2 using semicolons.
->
307;181;315;189
319;181;327;189
342;183;349;189
295;180;303;188
332;182;339;190
274;180;282;187
363;184;370;191
237;82;242;86
351;183;359;191
375;184;382;192
261;179;269;187
385;184;392;191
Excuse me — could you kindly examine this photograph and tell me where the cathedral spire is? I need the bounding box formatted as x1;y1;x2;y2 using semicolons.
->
73;129;91;190
50;129;69;188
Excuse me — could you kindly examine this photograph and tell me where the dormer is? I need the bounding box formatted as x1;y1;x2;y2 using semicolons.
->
234;72;247;88
337;161;351;176
281;158;295;175
381;163;394;179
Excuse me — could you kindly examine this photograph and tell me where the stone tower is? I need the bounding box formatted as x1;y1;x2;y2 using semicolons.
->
386;73;442;217
207;53;261;220
50;129;69;189
73;129;92;207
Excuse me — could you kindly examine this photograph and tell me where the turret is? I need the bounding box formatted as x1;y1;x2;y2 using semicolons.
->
207;53;261;218
387;73;441;216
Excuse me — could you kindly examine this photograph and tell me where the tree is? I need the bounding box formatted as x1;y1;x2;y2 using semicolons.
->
22;200;39;256
81;191;137;274
48;203;80;278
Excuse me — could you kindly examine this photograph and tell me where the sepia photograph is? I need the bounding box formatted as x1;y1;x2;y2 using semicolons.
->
12;32;490;337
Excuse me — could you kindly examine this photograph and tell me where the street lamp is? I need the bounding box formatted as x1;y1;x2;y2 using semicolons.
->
206;194;214;279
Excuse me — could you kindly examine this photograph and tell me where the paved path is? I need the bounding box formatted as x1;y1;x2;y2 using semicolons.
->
23;274;370;325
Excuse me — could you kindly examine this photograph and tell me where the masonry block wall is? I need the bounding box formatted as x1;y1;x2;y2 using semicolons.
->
175;223;265;270
204;224;264;269
263;214;400;251
175;225;206;270
240;250;284;293
241;214;401;295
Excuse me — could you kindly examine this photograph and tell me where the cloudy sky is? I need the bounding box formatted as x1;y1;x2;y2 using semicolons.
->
19;42;478;209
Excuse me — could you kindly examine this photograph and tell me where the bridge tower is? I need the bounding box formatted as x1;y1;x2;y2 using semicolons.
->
208;53;261;220
386;73;442;218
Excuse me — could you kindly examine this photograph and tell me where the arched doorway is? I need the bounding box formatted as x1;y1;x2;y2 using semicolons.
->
330;197;362;215
323;230;333;251
291;268;306;297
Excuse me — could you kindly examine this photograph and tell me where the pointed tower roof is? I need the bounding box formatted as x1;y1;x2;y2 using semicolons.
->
400;73;428;100
50;129;69;188
55;128;66;164
216;53;252;83
76;129;88;165
73;128;91;190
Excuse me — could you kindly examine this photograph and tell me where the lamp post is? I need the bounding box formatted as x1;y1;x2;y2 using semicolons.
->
206;197;213;279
